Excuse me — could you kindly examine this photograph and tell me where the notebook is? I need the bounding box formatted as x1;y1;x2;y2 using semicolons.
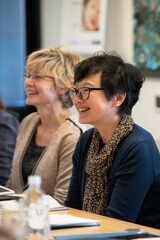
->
49;213;99;229
0;195;68;211
53;232;160;239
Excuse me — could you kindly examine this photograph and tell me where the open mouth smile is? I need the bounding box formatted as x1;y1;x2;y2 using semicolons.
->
78;107;90;112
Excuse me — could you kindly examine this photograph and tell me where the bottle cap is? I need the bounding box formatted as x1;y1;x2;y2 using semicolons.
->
28;175;41;186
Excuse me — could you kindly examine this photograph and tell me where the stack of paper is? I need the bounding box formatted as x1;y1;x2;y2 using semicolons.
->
49;213;99;229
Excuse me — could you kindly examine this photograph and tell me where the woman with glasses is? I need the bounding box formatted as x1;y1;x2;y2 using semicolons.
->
6;46;86;205
65;52;160;228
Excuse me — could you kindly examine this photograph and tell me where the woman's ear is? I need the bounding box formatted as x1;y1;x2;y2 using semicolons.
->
113;93;126;107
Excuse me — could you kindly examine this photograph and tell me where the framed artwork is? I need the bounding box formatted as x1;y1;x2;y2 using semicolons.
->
133;0;160;77
60;0;108;55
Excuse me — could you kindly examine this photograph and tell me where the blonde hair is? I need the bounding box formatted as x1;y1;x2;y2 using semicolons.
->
25;46;81;107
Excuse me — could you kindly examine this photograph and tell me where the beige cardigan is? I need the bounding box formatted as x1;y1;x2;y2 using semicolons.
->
7;112;85;205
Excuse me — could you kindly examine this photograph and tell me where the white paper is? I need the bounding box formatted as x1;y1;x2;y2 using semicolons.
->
0;195;67;211
0;185;15;195
49;213;99;227
47;195;68;211
0;199;19;210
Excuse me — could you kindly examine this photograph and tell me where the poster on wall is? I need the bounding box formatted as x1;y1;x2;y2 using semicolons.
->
133;0;160;77
60;0;108;55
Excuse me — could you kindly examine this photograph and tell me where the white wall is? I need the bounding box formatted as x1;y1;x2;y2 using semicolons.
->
41;0;160;140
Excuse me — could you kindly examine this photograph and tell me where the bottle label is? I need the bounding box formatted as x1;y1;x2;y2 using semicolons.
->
27;202;47;230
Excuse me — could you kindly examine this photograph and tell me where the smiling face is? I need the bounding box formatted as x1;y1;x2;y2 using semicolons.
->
24;69;58;108
25;47;81;109
73;74;120;129
82;0;100;31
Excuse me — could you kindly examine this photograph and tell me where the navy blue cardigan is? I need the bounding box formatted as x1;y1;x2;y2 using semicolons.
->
0;110;19;186
65;124;160;228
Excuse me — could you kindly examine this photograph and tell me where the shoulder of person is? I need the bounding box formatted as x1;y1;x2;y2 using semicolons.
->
0;109;14;120
0;109;19;127
117;123;159;155
130;124;155;143
19;112;39;130
77;127;95;146
20;111;39;123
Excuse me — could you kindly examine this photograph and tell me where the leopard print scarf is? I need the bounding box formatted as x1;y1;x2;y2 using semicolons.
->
82;114;133;215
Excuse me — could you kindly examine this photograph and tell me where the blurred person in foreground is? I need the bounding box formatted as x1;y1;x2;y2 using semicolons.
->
7;46;86;204
65;51;160;228
0;98;19;186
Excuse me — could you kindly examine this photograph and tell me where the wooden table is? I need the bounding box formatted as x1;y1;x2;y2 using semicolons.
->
50;208;160;238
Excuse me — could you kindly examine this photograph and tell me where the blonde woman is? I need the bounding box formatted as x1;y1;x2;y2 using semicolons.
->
7;46;86;204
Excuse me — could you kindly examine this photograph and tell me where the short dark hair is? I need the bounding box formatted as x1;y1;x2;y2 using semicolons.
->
74;51;145;115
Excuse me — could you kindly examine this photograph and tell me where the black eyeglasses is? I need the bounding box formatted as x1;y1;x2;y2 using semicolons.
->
23;73;53;82
68;87;104;100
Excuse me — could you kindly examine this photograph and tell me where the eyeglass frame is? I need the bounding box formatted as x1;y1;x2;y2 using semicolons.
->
68;87;104;100
23;73;54;82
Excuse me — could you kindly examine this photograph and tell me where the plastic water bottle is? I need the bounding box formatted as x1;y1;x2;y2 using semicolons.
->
20;175;50;240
